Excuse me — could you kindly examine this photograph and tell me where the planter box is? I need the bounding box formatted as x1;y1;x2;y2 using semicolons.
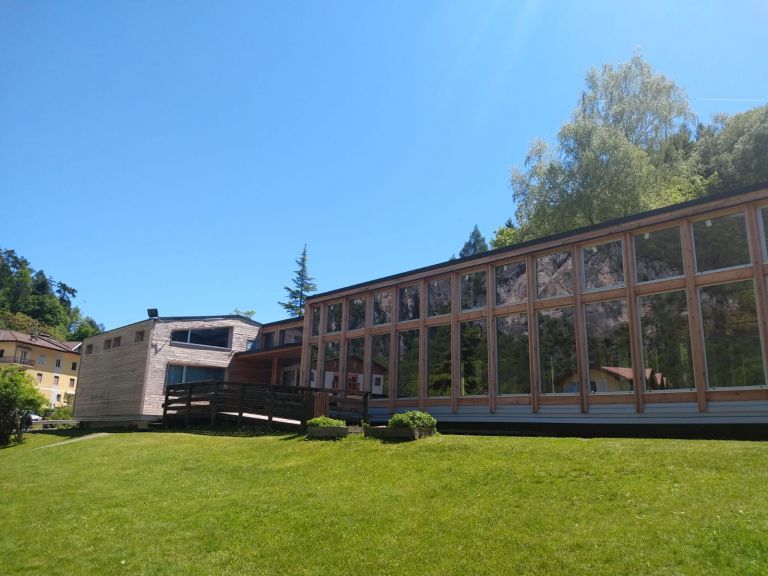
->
307;426;349;440
363;426;436;441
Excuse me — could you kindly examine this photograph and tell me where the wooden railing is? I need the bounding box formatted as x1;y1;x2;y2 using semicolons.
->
162;381;369;428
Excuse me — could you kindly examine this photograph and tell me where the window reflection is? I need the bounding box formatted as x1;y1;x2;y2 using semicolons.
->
311;306;320;336
397;329;419;397
373;292;392;325
634;227;684;283
428;277;451;317
693;213;750;273
323;341;340;389
399;286;420;322
639;291;694;390
326;303;342;333
496;261;527;306
762;207;768;262
584;299;632;392
348;297;366;330
583;240;624;291
700;280;765;388
461;271;487;310
427;325;451;397
538;307;578;394
536;251;573;299
371;334;390;398
460;320;488;396
345;337;364;392
496;314;530;395
309;344;318;387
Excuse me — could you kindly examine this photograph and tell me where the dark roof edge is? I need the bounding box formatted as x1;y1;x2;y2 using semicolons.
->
260;316;304;329
310;181;768;301
97;315;262;334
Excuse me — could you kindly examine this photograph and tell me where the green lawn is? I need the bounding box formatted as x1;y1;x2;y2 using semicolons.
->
1;430;767;575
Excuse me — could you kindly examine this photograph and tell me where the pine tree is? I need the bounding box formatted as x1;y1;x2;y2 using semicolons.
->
279;245;317;318
459;225;489;258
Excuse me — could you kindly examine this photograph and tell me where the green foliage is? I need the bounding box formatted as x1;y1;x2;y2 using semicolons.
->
306;416;346;427
279;245;317;318
0;365;47;445
458;225;489;258
50;405;74;420
387;410;437;429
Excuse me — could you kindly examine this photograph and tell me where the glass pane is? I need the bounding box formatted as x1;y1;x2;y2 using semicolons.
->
166;365;184;386
323;341;340;388
280;327;302;345
346;337;364;392
188;328;229;348
373;292;392;325
397;330;419;398
584;299;633;393
309;344;319;387
399;286;420;322
762;207;768;262
496;314;530;395
427;325;452;397
496;261;527;306
326;303;342;333
170;330;188;343
461;320;488;396
371;334;390;398
186;366;225;382
311;306;320;336
461;271;487;310
536;251;573;299
427;277;452;317
634;227;684;283
583;240;624;291
639;291;694;390
538;307;578;394
693;213;750;272
700;281;765;388
348;297;366;330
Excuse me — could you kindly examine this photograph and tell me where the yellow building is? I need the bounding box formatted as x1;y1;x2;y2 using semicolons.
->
0;330;81;408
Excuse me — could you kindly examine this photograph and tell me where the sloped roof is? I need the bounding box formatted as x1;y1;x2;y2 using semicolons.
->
0;330;81;354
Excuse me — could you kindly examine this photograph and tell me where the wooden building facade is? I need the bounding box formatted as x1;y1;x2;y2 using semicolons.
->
299;183;768;426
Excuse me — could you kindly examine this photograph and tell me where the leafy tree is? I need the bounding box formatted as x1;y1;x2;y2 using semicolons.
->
232;308;256;319
279;245;317;318
0;365;46;445
459;225;489;258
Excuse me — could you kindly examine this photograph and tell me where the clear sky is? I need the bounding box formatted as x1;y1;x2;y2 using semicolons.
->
2;1;767;330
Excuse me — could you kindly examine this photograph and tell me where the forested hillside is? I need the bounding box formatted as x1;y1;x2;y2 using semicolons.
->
0;248;102;341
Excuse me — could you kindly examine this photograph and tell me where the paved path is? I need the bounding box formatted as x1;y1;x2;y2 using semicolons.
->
33;432;111;450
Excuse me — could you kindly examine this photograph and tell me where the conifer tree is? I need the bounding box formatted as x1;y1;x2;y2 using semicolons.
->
279;245;317;318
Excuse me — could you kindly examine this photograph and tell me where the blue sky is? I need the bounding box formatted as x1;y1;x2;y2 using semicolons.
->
2;1;767;329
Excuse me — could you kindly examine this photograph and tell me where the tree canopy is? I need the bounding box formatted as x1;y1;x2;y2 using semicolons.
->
279;245;317;318
0;365;47;445
458;225;489;259
492;53;767;247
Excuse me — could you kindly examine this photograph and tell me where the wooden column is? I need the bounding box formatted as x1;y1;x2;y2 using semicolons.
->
572;247;588;414
451;272;460;414
487;263;497;413
746;204;768;384
418;279;426;411
527;255;539;413
680;220;708;412
624;232;645;413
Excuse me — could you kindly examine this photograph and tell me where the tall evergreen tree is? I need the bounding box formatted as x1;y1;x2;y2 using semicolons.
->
459;225;489;258
279;245;317;318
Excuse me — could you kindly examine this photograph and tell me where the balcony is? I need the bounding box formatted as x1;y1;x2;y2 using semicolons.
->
0;357;35;367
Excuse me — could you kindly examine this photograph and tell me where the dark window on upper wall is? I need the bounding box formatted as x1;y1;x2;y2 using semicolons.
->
461;271;487;311
582;240;624;291
537;307;578;394
311;306;321;336
280;327;303;345
373;291;392;325
700;280;765;388
348;297;366;330
171;327;230;348
460;320;488;396
397;329;419;398
398;286;420;322
639;290;694;391
346;337;365;391
536;251;573;299
496;313;530;395
634;226;685;283
427;278;451;317
496;261;527;306
326;303;342;333
165;365;225;386
761;207;768;262
427;325;451;397
584;299;632;393
323;341;341;388
693;212;751;273
371;333;390;399
262;332;275;349
309;344;319;387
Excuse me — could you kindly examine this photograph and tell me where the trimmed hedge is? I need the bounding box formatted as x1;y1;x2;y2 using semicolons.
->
307;416;346;428
387;410;437;429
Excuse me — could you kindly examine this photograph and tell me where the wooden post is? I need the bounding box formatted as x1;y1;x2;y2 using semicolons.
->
363;391;369;424
163;385;170;428
237;383;245;429
184;383;192;428
209;381;218;427
267;385;274;431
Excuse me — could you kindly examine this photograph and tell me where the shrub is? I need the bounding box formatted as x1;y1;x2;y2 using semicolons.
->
387;410;437;429
306;416;346;428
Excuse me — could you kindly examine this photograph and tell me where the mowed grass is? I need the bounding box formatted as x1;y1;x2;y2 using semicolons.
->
1;431;767;576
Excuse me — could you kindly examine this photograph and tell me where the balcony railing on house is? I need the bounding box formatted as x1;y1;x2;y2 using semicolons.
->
0;357;35;367
162;381;368;428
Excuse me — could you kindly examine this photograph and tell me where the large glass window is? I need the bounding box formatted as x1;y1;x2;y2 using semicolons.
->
279;327;302;345
371;334;390;398
397;330;419;398
309;344;318;387
538;307;578;394
536;251;573;299
496;261;527;306
427;278;451;317
693;213;751;273
323;341;340;388
639;291;694;390
634;227;684;283
583;240;624;291
700;280;765;388
326;303;343;333
373;292;392;325
584;299;632;393
399;286;420;322
348;297;366;331
427;325;451;397
461;271;487;310
761;207;768;262
166;365;225;386
345;337;364;391
311;306;320;336
170;327;230;349
460;320;488;396
496;314;530;395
